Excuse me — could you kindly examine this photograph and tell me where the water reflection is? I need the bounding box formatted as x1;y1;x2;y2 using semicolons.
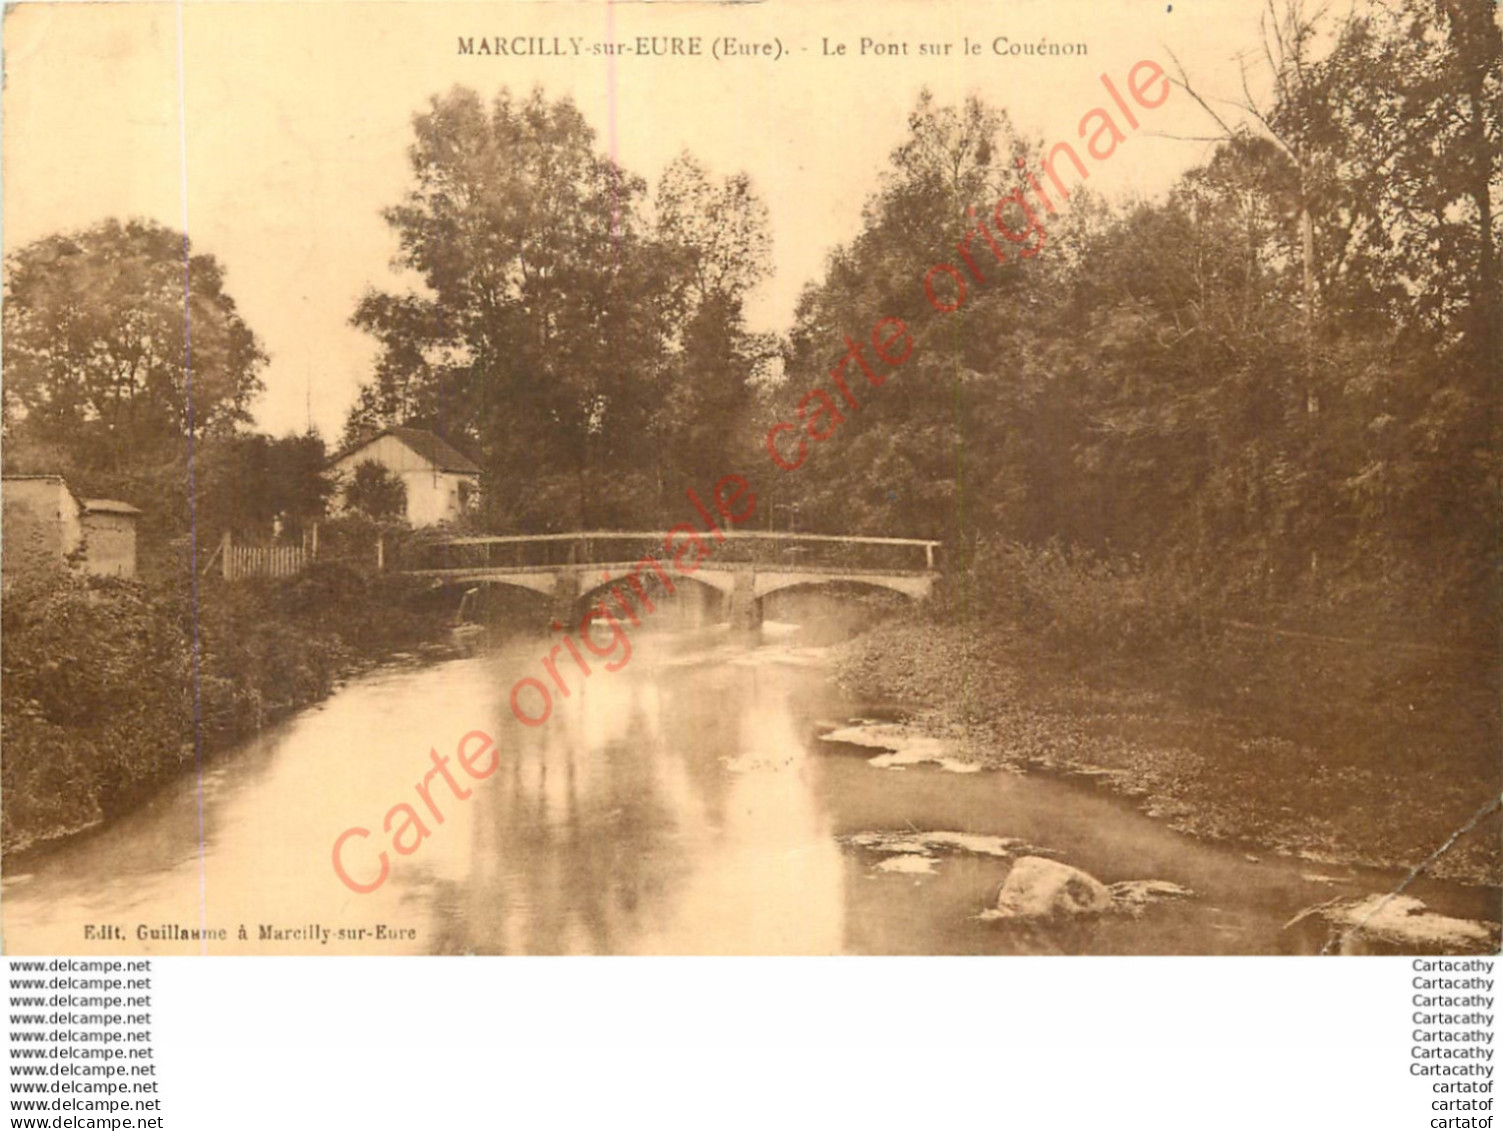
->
2;630;850;955
3;625;1495;955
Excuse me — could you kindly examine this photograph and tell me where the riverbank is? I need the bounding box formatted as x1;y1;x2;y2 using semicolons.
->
0;564;447;856
831;619;1501;887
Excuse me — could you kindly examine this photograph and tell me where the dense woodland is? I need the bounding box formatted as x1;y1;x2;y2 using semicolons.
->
786;0;1497;648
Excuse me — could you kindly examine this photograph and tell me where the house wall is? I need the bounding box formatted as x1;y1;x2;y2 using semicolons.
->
332;438;478;527
81;513;137;578
2;479;83;581
400;469;477;527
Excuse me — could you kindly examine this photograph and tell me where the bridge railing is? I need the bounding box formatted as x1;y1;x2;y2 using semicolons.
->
399;531;940;574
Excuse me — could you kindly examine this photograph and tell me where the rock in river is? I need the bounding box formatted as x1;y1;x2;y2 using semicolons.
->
991;856;1114;919
1287;893;1500;954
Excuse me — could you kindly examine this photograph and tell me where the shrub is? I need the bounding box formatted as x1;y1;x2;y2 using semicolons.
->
939;537;1211;657
1;561;439;852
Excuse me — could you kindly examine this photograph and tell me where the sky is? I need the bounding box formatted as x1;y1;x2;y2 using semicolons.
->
3;0;1276;439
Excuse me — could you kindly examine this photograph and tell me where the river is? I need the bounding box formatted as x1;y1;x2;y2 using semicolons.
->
3;622;1497;955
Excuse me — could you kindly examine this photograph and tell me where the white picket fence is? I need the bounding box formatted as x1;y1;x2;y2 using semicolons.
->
204;526;388;581
204;532;310;581
223;541;307;580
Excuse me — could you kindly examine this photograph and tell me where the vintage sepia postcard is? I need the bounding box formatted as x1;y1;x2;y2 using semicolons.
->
2;0;1499;957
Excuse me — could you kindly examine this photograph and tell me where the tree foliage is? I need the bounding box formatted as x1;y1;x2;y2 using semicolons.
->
347;86;774;528
767;1;1499;639
197;432;335;538
3;219;266;470
342;459;408;522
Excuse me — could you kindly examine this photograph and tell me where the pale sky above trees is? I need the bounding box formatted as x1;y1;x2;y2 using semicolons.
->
3;1;1312;437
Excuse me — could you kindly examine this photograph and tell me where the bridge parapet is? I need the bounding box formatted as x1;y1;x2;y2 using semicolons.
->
403;530;940;575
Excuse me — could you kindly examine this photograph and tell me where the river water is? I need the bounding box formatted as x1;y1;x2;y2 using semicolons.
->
3;624;1496;955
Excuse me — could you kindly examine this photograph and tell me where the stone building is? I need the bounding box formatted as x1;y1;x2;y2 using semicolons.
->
79;498;142;578
2;474;140;583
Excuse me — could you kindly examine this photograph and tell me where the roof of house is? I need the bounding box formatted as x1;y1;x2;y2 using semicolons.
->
82;498;142;516
3;474;80;510
333;426;482;475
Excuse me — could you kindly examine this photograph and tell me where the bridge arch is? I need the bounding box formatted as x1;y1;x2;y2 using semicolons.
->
441;576;559;625
450;574;557;598
752;572;935;603
573;569;731;625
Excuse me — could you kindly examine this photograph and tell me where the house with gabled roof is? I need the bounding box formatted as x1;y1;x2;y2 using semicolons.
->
329;426;481;528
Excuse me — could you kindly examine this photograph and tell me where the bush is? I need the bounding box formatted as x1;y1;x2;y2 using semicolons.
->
1;575;195;847
0;712;105;851
1;562;440;852
342;460;407;521
939;538;1211;657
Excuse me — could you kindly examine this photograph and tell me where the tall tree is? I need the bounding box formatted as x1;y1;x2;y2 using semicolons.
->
196;431;334;539
771;91;1045;542
350;90;775;530
1300;0;1501;355
3;219;266;472
351;86;657;529
643;153;777;505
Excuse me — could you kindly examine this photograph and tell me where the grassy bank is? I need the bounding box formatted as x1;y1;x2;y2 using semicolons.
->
832;617;1501;886
1;564;445;854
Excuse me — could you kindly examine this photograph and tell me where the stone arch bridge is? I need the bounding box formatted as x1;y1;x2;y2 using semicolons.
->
400;531;941;628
